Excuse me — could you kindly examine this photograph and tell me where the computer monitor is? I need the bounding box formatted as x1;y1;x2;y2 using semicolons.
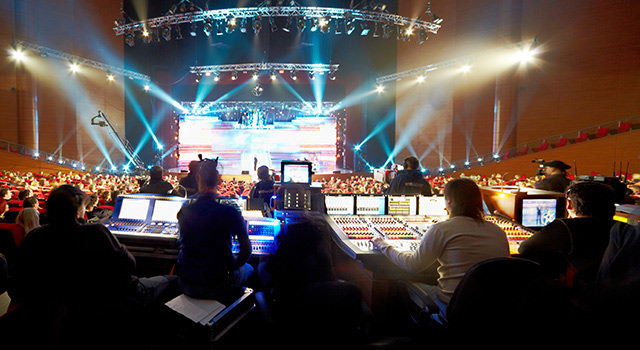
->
355;195;386;215
521;198;557;227
281;161;312;184
118;198;151;221
418;196;448;217
151;199;185;222
388;195;418;216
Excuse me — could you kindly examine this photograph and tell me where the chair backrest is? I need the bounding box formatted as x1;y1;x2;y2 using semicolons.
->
618;122;632;133
596;127;608;138
446;257;570;335
556;137;568;147
576;132;589;142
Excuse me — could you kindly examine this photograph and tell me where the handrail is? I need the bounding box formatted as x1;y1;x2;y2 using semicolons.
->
426;114;640;175
0;139;95;172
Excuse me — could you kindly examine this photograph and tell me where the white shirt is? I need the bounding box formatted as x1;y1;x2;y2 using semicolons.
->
377;216;511;304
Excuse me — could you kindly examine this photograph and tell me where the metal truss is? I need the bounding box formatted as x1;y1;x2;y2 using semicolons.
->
113;6;442;36
375;38;538;84
180;100;338;115
13;39;151;81
190;62;338;74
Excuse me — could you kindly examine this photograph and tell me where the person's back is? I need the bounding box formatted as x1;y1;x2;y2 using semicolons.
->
250;166;275;203
140;165;175;195
386;157;432;195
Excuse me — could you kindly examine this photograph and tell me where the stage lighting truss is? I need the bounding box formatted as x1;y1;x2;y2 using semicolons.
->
375;38;537;85
112;6;442;44
12;39;151;82
189;62;339;80
180;100;337;117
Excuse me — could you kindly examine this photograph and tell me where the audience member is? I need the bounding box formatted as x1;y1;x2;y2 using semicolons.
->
17;189;33;201
15;207;40;236
177;159;253;301
372;178;510;322
22;196;39;210
249;165;275;205
385;156;433;195
0;198;10;223
533;160;573;192
0;188;12;200
519;181;625;299
139;165;176;195
178;160;201;197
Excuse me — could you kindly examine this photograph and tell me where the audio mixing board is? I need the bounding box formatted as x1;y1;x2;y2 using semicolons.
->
485;215;535;254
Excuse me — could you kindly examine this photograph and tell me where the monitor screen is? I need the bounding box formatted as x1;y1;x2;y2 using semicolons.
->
418;196;448;217
325;195;355;215
151;199;185;222
281;162;311;184
355;196;386;215
521;198;557;227
118;198;150;221
388;196;417;216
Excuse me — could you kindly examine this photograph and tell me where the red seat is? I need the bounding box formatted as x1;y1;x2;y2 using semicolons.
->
595;127;609;138
618;122;632;133
575;132;589;143
517;146;529;156
7;200;22;208
554;138;568;148
533;142;548;152
0;223;25;246
96;205;114;210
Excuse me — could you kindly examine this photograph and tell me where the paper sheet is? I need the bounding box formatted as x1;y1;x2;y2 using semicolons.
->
165;294;226;325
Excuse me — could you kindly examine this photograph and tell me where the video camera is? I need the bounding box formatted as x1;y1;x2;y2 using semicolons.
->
532;159;545;176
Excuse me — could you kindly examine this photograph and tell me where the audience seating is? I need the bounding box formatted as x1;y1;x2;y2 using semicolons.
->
575;132;589;143
554;137;568;148
533;142;548;152
595;127;609;138
617;122;632;133
517;146;529;156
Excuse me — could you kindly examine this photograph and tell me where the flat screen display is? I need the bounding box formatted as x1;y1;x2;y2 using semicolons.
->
418;196;448;217
388;196;418;216
355;196;386;215
325;195;355;215
151;200;185;222
118;198;150;221
521;198;557;227
282;162;311;184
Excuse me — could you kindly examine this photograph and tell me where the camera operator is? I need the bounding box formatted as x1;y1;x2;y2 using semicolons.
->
533;160;572;193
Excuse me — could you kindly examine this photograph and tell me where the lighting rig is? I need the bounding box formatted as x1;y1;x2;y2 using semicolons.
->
113;3;442;45
180;100;337;117
11;39;151;82
189;62;339;81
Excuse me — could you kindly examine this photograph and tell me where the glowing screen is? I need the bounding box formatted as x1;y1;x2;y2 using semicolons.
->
356;196;386;215
388;196;418;216
151;200;185;222
418;196;448;217
177;115;337;174
521;199;557;227
325;195;355;215
283;163;311;184
118;198;150;221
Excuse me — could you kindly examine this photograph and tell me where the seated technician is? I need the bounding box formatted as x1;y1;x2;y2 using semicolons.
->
534;160;572;193
139;165;176;195
177;159;253;300
249;165;275;203
372;178;510;320
519;181;624;294
178;160;201;198
386;156;432;196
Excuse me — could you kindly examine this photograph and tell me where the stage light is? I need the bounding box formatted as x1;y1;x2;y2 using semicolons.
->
376;84;384;93
125;32;135;47
329;70;336;80
297;17;306;32
175;25;183;40
231;70;238;80
216;21;224;35
142;29;152;44
252;69;259;80
142;28;150;37
107;72;115;81
461;64;471;73
239;18;247;33
464;160;470;166
493;154;500;159
33;152;39;158
69;61;80;73
81;166;86;171
144;84;150;91
269;17;278;32
213;71;220;81
417;74;425;83
417;29;428;44
270;69;277;80
190;22;197;36
432;13;444;25
405;27;413;36
95;166;100;171
253;17;262;34
203;19;213;36
477;157;483;162
204;71;211;77
320;17;330;34
308;71;315;80
346;17;356;35
450;164;456;169
373;22;381;37
9;48;25;61
195;72;202;83
162;25;172;41
354;144;361;151
157;143;163;150
310;17;319;32
439;167;444;172
290;69;297;80
226;16;237;33
282;16;292;32
516;48;536;64
383;23;392;38
361;22;370;36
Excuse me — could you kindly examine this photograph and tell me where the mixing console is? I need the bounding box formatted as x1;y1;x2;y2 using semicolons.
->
485;215;535;254
106;219;179;237
232;217;281;255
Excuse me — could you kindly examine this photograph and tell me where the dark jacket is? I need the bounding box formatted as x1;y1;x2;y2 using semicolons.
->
139;179;175;195
534;174;571;193
386;169;432;196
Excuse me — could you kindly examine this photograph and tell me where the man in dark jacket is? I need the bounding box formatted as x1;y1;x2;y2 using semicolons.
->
534;160;572;193
386;156;432;196
139;165;176;195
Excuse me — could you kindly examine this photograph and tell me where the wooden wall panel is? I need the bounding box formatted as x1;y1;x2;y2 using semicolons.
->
397;0;640;172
